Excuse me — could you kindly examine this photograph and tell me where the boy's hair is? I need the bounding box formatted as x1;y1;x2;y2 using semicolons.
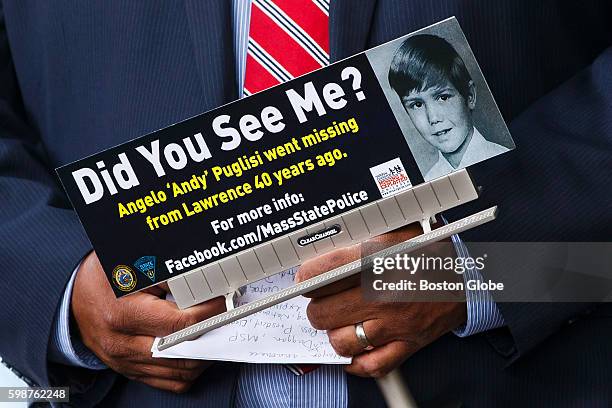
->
388;34;472;100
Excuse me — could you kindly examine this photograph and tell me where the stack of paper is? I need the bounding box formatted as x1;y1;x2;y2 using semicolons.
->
152;268;351;365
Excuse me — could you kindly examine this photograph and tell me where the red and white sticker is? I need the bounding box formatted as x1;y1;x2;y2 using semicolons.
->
369;158;412;198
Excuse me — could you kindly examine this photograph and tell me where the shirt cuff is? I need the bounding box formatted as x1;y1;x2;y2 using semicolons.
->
449;233;506;337
48;264;107;369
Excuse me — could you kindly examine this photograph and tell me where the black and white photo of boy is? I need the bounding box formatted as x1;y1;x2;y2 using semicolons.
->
387;34;510;180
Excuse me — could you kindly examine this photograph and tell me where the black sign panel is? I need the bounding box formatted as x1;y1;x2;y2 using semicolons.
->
57;18;513;297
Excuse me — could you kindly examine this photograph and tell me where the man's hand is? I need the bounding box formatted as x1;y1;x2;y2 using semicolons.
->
295;223;467;378
72;252;225;393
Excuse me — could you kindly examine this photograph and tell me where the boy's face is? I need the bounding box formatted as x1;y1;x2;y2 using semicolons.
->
401;80;475;154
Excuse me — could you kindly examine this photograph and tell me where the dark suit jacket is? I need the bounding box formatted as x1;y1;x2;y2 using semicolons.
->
0;1;610;406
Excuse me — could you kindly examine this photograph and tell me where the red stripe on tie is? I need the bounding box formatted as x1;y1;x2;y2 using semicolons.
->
250;4;321;77
272;0;329;53
244;54;281;94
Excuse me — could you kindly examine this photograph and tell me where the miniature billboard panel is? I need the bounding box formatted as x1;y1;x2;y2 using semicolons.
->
57;18;514;297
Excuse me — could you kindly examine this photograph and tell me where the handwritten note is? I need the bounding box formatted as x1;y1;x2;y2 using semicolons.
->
152;268;351;364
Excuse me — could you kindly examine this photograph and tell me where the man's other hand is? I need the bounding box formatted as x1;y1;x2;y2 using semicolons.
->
72;252;225;393
295;223;467;378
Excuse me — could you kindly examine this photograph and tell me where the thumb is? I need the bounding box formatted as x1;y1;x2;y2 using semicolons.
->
119;294;226;337
178;296;227;330
161;296;227;336
296;245;360;283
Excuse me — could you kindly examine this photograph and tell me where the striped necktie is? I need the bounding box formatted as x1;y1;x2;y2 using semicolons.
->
243;0;330;96
243;0;330;374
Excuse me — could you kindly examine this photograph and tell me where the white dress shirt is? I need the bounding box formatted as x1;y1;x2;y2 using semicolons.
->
425;127;509;181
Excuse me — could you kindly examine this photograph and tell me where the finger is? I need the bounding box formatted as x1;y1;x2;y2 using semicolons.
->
369;223;423;246
130;362;209;382
156;282;171;292
296;245;361;282
327;319;391;357
100;334;164;364
135;377;195;394
295;224;424;294
97;335;156;365
146;356;210;370
140;285;166;297
103;335;209;370
174;296;227;332
115;295;226;337
301;274;360;298
140;281;171;297
159;358;212;370
344;341;416;378
307;287;383;330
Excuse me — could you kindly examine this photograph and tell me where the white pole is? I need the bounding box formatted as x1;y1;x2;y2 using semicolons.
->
376;369;418;408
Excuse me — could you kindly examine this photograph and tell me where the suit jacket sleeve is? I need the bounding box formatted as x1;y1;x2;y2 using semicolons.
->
463;45;612;362
0;3;94;387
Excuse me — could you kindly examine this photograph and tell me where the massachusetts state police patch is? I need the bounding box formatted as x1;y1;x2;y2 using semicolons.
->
133;256;156;282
